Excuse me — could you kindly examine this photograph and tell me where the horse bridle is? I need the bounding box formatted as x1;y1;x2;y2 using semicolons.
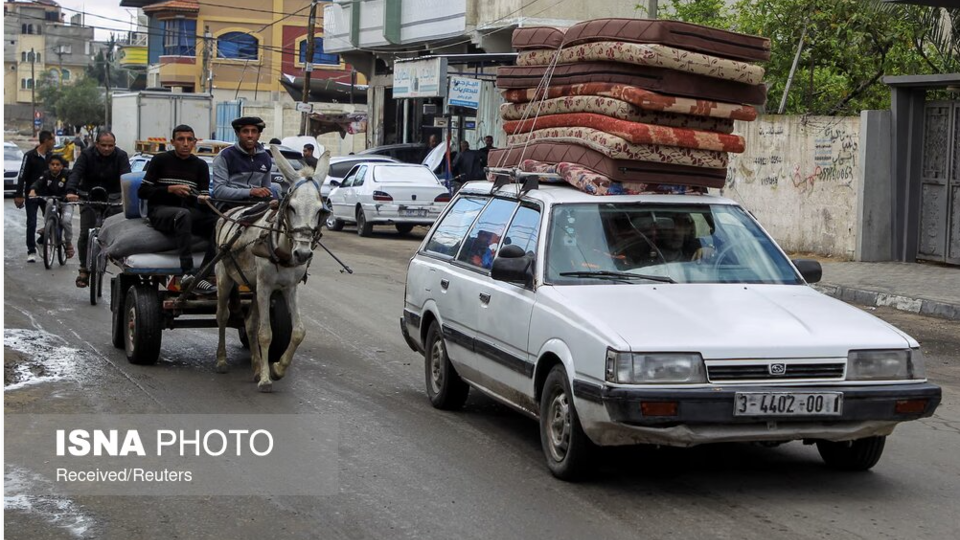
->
273;177;325;260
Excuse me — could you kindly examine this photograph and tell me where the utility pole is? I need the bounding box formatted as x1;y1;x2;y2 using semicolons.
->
201;26;212;94
104;42;112;128
30;48;37;136
646;0;658;19
55;45;66;90
299;0;318;136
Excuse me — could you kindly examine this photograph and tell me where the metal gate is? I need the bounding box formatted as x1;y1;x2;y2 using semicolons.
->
917;101;960;265
215;100;243;142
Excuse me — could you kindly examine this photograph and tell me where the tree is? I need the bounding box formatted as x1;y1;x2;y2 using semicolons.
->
56;79;105;128
659;0;959;115
86;37;130;89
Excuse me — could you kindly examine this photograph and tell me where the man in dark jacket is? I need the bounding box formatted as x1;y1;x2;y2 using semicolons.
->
138;124;218;294
14;130;55;263
65;131;131;287
211;117;275;209
451;140;485;192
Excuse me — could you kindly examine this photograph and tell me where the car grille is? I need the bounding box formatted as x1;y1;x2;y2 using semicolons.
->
5;171;17;178
707;361;846;382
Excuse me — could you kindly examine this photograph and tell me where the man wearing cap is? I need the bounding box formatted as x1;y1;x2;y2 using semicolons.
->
211;116;275;208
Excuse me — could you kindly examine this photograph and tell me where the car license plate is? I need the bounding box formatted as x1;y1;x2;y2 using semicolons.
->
399;208;427;217
733;392;842;416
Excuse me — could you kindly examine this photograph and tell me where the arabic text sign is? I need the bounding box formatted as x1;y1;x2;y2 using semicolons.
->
394;58;448;99
448;76;481;109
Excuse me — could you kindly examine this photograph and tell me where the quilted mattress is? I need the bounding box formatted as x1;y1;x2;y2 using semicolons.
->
512;19;770;62
503;113;745;153
496;63;767;105
501;82;758;121
488;142;726;188
499;96;735;133
516;42;765;85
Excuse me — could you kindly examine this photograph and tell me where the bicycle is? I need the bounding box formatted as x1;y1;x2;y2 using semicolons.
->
72;187;123;306
29;195;68;269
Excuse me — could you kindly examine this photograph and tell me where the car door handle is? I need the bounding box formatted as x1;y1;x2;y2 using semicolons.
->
479;292;491;305
440;279;449;290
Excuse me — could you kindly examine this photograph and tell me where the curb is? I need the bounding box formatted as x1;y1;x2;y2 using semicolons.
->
813;283;960;322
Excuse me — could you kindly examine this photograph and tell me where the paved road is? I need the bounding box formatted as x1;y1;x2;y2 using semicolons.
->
4;199;960;540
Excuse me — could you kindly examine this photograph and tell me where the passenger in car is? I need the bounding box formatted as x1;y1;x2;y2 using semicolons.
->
657;214;700;263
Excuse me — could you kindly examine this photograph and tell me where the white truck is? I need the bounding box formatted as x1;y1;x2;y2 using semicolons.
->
111;91;213;153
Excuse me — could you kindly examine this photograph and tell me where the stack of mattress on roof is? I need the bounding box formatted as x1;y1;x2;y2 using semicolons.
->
488;18;769;195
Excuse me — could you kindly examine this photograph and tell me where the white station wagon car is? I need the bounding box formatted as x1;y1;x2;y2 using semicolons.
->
326;163;451;236
400;181;941;480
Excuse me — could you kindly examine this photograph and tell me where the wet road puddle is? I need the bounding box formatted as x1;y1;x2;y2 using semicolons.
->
4;328;85;391
4;466;97;538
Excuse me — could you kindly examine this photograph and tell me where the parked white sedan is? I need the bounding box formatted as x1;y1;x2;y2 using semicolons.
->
326;163;451;236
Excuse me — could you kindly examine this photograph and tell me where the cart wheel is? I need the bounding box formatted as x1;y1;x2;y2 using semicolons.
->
111;278;125;349
43;220;56;269
124;284;162;365
268;290;292;364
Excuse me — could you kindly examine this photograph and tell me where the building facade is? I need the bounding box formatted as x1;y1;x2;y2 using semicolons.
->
120;0;362;104
3;0;95;129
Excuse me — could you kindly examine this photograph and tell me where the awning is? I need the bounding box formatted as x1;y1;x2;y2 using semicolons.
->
279;75;367;104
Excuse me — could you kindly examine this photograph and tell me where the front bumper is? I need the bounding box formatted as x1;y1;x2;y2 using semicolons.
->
573;381;941;446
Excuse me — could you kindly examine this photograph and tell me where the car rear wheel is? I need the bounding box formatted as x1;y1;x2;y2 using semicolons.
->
356;207;373;237
424;321;469;410
540;365;594;480
816;436;886;471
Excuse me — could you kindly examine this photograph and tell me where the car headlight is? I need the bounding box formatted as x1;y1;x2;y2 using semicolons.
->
847;349;926;380
605;349;706;384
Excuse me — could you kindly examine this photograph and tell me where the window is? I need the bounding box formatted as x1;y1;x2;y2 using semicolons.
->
21;52;26;62
162;19;196;56
25;78;33;89
20;78;26;89
217;32;258;60
425;197;486;258
502;205;541;258
61;68;69;80
35;53;40;63
456;199;518;270
298;38;339;66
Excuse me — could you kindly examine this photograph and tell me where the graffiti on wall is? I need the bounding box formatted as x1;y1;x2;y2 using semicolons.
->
727;119;859;196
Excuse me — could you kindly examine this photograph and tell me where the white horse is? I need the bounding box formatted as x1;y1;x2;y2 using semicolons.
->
214;145;330;392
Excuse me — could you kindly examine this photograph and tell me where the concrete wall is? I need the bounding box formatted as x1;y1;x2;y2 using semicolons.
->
721;115;862;259
239;100;367;157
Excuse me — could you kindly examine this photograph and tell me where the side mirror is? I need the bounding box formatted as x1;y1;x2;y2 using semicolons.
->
330;180;341;187
491;244;534;286
793;259;822;284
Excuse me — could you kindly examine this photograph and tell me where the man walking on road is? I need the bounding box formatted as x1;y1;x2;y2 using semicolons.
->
13;130;55;263
211;117;275;209
138;125;218;294
65;131;130;288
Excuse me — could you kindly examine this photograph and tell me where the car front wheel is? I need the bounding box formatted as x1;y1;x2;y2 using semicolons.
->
325;211;344;231
816;436;886;471
540;365;594;480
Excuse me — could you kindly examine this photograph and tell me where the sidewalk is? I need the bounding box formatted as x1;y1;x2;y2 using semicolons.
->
813;261;960;321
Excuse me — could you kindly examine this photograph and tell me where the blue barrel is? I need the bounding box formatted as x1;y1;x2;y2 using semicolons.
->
121;172;147;219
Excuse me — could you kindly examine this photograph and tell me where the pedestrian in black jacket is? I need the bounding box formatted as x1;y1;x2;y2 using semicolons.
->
65;131;130;287
28;154;75;258
13;130;55;262
137;125;218;294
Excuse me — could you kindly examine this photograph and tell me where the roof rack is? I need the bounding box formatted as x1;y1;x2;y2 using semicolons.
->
486;166;561;193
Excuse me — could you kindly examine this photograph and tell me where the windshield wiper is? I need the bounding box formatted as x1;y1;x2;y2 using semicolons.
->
558;271;676;284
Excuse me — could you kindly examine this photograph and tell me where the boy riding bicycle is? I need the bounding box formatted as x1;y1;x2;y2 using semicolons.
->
28;154;75;258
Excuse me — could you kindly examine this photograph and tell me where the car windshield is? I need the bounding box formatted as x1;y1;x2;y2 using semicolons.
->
5;147;23;160
545;203;802;285
375;166;440;184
